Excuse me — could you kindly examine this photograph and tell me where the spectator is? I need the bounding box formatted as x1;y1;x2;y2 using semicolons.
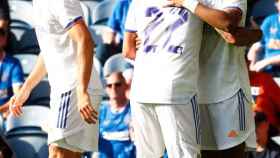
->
98;57;135;158
247;112;280;158
248;0;280;77
0;0;24;118
95;0;132;65
250;70;280;131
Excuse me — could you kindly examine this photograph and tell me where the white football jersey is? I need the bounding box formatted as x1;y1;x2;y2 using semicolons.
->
198;0;251;104
33;0;103;95
126;0;207;104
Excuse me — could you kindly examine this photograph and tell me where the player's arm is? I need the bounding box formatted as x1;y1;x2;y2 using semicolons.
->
216;27;262;46
10;54;47;117
68;19;98;124
166;0;242;33
194;4;242;33
213;7;262;46
123;31;137;60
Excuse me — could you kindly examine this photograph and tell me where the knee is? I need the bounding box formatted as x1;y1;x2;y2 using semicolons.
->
49;144;60;158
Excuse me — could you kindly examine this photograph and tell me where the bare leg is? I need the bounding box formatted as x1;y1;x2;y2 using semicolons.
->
49;144;82;158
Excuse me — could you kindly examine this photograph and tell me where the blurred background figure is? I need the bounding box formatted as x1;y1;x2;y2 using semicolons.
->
250;70;280;131
247;112;280;158
247;0;280;77
96;54;135;158
0;1;22;157
0;0;23;119
95;0;132;66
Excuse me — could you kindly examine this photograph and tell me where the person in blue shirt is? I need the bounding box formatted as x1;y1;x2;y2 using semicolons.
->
98;68;136;158
248;0;280;76
0;2;23;118
95;0;132;65
0;1;22;157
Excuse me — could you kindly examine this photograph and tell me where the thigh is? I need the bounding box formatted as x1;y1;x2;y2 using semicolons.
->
156;96;201;158
201;143;245;158
131;101;165;158
49;143;82;158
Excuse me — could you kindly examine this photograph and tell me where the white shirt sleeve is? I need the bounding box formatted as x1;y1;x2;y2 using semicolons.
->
51;0;84;29
125;0;137;32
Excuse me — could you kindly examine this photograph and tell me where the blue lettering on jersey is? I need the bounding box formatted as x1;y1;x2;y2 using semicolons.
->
143;7;188;55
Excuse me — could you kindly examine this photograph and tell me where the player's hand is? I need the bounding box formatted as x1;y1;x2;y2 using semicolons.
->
9;96;23;117
9;88;31;117
163;0;184;7
135;33;141;50
77;92;98;124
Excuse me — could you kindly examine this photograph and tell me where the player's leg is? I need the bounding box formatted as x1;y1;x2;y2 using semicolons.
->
48;91;102;158
156;96;201;158
201;143;245;158
49;143;82;158
131;101;166;158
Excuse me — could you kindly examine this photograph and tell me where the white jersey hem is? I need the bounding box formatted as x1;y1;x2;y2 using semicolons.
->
198;88;252;104
48;126;84;144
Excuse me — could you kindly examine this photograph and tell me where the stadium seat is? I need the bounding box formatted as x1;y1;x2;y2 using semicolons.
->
13;54;38;76
91;0;115;25
26;80;51;106
251;0;277;24
6;106;50;133
89;25;108;46
94;56;105;87
6;131;48;158
81;0;102;25
10;19;32;42
9;1;34;26
80;2;91;26
19;28;40;54
0;115;4;135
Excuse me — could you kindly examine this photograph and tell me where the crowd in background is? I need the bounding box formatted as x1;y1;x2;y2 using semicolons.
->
0;0;279;157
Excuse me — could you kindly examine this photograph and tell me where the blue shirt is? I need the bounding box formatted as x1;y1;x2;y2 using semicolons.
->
107;0;131;39
261;14;280;58
260;14;280;73
98;101;136;158
0;55;24;105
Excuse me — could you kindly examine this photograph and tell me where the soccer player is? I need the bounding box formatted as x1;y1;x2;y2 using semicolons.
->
123;0;206;157
9;0;104;157
167;0;262;157
125;0;262;157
